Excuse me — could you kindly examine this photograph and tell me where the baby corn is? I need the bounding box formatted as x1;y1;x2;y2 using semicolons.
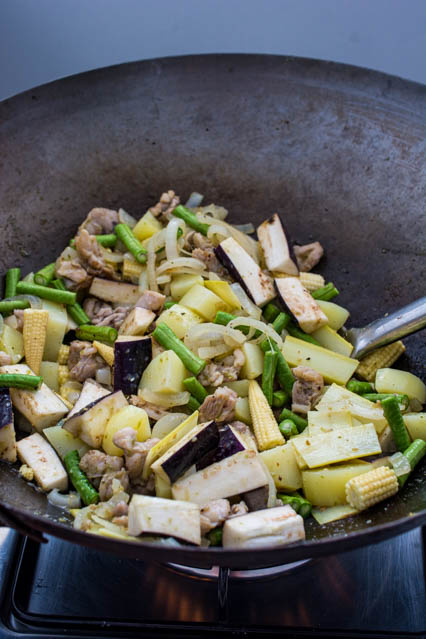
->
93;340;114;367
57;344;70;365
345;465;398;510
356;341;405;382
248;380;285;451
299;272;325;292
23;309;49;374
58;365;70;386
122;257;145;283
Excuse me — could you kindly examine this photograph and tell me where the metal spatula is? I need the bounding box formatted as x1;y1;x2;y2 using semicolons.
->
344;296;426;360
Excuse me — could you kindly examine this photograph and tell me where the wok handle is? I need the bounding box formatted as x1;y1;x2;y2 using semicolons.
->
0;503;47;544
348;296;426;360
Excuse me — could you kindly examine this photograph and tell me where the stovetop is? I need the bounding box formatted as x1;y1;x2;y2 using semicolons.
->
0;526;425;638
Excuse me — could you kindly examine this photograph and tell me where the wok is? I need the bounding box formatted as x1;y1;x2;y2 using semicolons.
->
0;55;424;570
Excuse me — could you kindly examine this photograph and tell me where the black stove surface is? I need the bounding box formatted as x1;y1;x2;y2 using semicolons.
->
0;526;425;638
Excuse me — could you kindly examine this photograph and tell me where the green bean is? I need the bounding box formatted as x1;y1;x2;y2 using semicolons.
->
346;379;374;394
64;450;99;506
272;312;291;334
287;322;321;346
115;223;147;263
163;301;176;310
278;493;312;518
172;205;210;236
187;395;201;413
311;282;339;301
70;234;118;249
363;393;409;410
381;395;411;452
0;374;42;390
279;408;308;433
398;439;426;487
50;279;90;325
272;390;288;408
262;350;278;405
207;526;223;546
4;268;20;298
260;339;295;394
0;299;30;314
16;281;76;305
183;377;208;404
34;263;56;287
263;302;281;323
153;323;206;376
279;419;298;438
76;324;117;344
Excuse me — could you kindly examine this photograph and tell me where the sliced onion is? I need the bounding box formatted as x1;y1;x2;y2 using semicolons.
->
138;388;190;408
389;452;412;477
207;223;230;245
152;413;187;439
228;317;284;348
185;192;204;208
147;230;166;291
230;283;262;319
60;380;83;405
60;246;79;261
198;204;228;220
48;489;81;509
96;367;112;386
118;208;137;228
197;213;259;262
208;271;223;280
198;344;233;359
138;266;148;292
4;294;43;309
234;223;255;234
156;257;206;275
156;274;171;285
165;217;186;261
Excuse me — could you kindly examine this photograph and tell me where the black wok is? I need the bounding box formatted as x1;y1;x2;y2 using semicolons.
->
0;55;425;569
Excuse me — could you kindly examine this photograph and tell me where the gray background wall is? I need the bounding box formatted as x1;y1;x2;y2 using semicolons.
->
0;0;425;100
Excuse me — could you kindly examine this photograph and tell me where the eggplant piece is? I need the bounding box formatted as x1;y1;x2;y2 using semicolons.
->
172;449;268;505
68;379;110;418
114;336;152;396
89;277;141;304
16;432;68;492
128;495;201;545
215;237;275;307
63;390;128;447
152;420;219;483
243;485;269;511
257;214;299;275
275;277;328;333
196;424;246;470
0;388;16;462
222;505;305;548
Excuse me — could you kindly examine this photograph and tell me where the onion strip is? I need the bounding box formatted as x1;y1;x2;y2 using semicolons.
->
147;230;165;291
48;489;81;509
228;317;284;348
230;283;262;319
156;257;206;275
138;388;190;408
165;217;186;261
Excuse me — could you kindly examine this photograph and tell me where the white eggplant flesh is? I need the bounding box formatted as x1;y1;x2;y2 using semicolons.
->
275;277;328;333
127;495;201;545
67;380;110;418
63;390;128;448
222;505;305;548
118;307;155;336
89;277;141;304
257;214;299;275
0;364;69;431
316;383;387;434
16;433;68;491
215;237;276;307
172;449;268;505
0;424;17;462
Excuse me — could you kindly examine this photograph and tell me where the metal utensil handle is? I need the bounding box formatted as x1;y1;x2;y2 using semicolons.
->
353;296;426;359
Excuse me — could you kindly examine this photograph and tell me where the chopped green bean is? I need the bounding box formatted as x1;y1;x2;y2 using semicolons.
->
207;526;223;546
51;279;90;325
398;439;426;487
263;302;281;323
164;301;176;310
153;323;206;376
76;324;117;344
0;299;30;314
34;263;56;287
347;379;374;394
260;339;295;394
183;377;208;403
262;350;278;405
187;395;201;412
277;493;312;518
311;282;339;301
363;393;409;410
279;408;308;433
64;450;99;505
287;322;321;345
279;419;298;438
115;223;147;263
70;234;117;249
381;395;411;452
272;390;288;408
16;281;76;305
4;268;20;298
172;205;210;236
272;312;291;334
0;374;42;390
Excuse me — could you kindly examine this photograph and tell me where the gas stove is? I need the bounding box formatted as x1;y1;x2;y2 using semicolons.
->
0;526;425;638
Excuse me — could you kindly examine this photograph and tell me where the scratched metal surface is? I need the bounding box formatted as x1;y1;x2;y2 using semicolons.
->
0;55;425;568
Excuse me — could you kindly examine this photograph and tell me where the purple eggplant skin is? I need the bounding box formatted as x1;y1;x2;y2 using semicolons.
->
162;420;219;483
0;388;12;430
242;485;269;511
113;336;152;395
214;244;256;303
196;424;245;471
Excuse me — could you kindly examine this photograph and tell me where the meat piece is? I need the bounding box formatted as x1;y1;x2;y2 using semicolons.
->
129;394;169;420
112;515;128;527
112;427;160;479
112;501;129;517
75;229;117;280
83;297;129;329
198;348;245;388
229;501;249;518
184;231;214;251
68;340;105;382
291;366;324;414
199;386;238;423
83;297;113;321
99;469;130;501
294;242;324;272
149;190;180;224
192;247;230;279
136;290;165;312
0;351;12;366
55;250;92;291
78;207;119;236
200;499;231;535
13;310;25;332
132;474;156;496
79;450;124;488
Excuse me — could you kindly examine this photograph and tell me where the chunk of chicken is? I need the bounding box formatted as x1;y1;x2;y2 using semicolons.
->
136;290;166;312
0;352;12;366
55;250;92;291
192;247;229;279
294;242;324;272
99;469;130;501
198;349;245;388
291;366;324;414
200;499;231;535
149;190;180;224
199;387;238;423
79;450;124;488
112;427;160;480
83;297;130;329
129;394;169;421
68;340;106;383
75;229;117;280
78;207;119;236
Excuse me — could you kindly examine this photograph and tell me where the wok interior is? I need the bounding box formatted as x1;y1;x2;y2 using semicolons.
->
0;55;425;565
